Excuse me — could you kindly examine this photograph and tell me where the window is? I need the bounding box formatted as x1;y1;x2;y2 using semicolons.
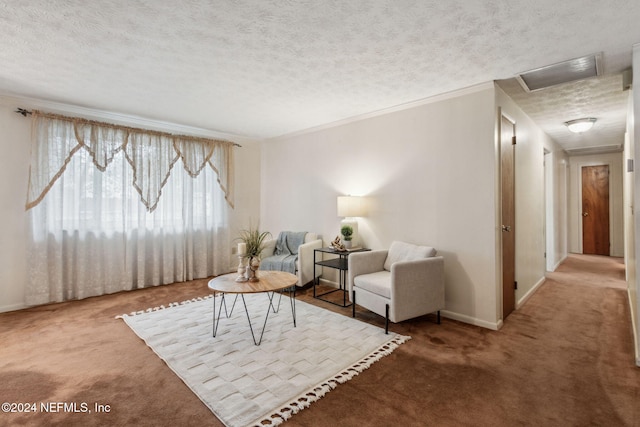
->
25;111;234;305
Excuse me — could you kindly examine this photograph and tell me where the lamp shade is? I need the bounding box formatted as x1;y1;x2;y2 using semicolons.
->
337;196;367;217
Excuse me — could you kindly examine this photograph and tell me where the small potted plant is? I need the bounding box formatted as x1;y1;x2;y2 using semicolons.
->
341;225;353;249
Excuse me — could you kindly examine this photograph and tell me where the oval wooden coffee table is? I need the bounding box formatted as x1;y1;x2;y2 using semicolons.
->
208;270;298;345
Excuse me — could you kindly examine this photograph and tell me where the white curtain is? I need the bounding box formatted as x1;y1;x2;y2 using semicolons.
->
25;112;234;305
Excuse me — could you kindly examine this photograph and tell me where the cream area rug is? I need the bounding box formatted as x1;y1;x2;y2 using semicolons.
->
118;293;409;427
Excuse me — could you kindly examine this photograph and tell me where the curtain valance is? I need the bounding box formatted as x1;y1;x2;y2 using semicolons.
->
26;110;235;212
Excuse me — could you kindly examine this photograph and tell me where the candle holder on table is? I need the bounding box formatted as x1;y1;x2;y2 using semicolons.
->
235;255;248;282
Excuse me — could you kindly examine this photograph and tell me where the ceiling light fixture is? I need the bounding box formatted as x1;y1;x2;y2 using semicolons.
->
565;118;597;133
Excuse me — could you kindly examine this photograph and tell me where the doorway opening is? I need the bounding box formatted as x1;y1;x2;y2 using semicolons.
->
500;114;516;319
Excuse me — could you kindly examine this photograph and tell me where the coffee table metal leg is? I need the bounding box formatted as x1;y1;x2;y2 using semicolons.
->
212;293;226;337
225;294;239;317
213;293;240;337
289;286;296;327
270;287;296;327
241;293;276;346
269;292;283;313
213;289;297;345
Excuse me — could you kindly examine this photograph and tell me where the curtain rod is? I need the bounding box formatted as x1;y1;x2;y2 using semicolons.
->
14;108;242;147
15;108;31;117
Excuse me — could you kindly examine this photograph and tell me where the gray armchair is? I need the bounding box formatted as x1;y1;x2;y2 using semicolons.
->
348;241;444;333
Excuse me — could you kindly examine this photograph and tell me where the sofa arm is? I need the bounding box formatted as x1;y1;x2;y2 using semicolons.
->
348;250;388;293
390;256;445;322
298;239;323;286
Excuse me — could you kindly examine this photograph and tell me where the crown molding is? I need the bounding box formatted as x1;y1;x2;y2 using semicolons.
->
268;81;496;141
0;93;256;143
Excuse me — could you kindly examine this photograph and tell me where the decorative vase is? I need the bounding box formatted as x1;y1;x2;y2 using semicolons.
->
343;240;352;249
245;256;260;282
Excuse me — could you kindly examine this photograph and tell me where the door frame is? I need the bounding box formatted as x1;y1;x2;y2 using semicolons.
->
544;149;551;271
498;110;517;321
576;160;614;255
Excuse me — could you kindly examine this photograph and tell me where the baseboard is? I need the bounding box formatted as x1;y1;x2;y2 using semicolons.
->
550;254;567;272
317;278;339;289
0;302;27;313
627;289;640;367
516;276;546;309
440;310;502;331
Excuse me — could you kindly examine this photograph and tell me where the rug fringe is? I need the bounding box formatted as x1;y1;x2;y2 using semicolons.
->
249;334;411;426
114;294;215;319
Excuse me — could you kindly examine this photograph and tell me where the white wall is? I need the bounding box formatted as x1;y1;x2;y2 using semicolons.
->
545;151;570;271
631;43;640;366
0;97;262;312
568;152;624;257
0;103;30;312
495;86;564;309
262;84;501;329
261;83;563;329
229;140;262;257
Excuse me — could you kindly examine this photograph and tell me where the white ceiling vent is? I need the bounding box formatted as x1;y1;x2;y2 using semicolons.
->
516;53;602;92
564;144;622;156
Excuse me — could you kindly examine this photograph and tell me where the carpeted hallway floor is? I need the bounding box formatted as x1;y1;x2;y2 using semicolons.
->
0;254;638;426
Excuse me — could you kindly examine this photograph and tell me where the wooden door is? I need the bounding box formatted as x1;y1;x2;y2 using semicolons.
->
501;115;516;319
582;165;610;255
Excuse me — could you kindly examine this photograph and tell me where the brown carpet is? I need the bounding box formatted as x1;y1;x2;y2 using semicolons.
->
1;254;638;426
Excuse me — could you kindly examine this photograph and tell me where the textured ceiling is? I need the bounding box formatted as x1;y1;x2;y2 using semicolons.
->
497;74;630;153
1;0;639;144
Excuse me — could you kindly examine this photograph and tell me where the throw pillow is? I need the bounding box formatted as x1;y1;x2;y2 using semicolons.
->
383;241;436;271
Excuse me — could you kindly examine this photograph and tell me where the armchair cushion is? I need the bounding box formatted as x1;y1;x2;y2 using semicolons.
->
353;271;391;299
383;241;436;271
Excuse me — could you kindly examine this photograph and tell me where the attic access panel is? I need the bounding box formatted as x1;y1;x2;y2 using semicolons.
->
516;53;602;92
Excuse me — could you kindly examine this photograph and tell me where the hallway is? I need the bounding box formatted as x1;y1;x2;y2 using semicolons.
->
547;253;626;290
